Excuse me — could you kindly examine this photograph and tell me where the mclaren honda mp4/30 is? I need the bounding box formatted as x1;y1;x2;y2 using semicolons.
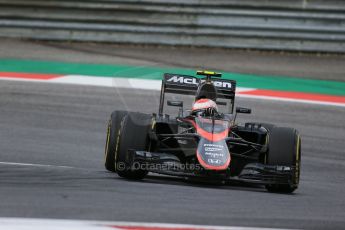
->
104;71;301;193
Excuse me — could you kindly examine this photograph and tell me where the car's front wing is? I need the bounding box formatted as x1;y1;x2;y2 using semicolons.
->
126;150;295;186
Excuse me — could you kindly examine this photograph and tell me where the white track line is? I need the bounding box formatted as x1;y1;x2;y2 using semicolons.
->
52;75;163;90
0;161;75;169
54;76;345;107
1;75;344;107
52;75;256;92
0;218;297;230
236;94;345;107
0;75;261;92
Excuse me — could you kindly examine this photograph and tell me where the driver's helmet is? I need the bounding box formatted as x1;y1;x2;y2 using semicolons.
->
191;98;218;116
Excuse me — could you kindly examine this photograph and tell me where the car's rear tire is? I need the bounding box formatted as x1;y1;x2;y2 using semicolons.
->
104;111;129;172
116;112;151;180
265;127;301;194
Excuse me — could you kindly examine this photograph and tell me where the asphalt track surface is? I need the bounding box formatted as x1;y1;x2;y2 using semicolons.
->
1;80;345;229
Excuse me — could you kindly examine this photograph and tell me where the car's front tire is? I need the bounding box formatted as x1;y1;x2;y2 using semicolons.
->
116;112;151;180
104;111;129;172
265;127;301;193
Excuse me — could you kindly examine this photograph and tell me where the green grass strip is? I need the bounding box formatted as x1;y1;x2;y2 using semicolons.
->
1;59;345;96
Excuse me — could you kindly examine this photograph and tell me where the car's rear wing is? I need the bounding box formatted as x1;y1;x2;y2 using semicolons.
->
159;73;237;115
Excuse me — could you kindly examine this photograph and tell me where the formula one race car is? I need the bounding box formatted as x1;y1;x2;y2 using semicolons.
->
104;71;301;193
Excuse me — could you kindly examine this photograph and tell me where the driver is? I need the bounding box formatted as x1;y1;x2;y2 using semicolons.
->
191;98;218;117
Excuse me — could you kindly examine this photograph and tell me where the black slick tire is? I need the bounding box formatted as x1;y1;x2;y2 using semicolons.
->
104;110;129;172
116;112;151;180
265;127;301;193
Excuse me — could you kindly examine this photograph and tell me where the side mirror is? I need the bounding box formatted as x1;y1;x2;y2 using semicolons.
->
167;100;183;107
167;100;184;117
216;101;227;106
236;107;251;114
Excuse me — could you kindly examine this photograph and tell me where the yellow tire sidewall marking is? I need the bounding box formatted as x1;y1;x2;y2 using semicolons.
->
295;134;301;185
104;119;111;162
114;117;125;169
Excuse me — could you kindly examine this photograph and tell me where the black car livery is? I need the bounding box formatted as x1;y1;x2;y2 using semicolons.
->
104;71;301;193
